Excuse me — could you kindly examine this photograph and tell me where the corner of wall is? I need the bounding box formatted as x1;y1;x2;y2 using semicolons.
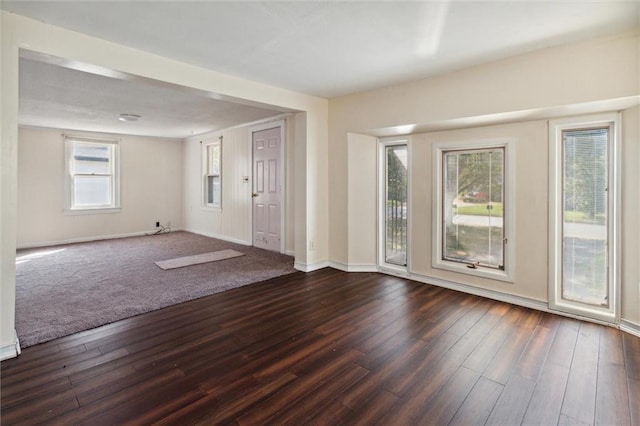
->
0;329;21;361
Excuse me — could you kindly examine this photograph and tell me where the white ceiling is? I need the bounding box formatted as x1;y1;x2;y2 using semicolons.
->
18;54;289;139
3;1;639;138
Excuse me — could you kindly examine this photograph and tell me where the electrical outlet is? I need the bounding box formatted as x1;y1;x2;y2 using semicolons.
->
309;240;315;251
156;221;160;228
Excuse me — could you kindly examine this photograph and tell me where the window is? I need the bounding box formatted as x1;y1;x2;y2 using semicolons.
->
443;148;504;269
378;138;410;272
433;140;514;281
203;139;221;208
383;143;408;267
562;128;608;305
549;114;619;323
65;137;119;212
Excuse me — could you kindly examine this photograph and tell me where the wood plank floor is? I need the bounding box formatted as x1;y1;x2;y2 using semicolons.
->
1;268;639;425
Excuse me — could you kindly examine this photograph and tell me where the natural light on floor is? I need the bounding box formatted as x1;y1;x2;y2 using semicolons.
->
16;248;66;265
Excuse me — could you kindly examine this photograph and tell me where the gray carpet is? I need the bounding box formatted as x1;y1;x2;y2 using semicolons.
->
15;231;296;348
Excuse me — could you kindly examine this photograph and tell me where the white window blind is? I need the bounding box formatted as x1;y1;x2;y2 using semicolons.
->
562;128;608;306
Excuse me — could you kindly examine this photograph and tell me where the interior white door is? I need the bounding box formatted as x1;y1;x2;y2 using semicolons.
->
252;127;282;252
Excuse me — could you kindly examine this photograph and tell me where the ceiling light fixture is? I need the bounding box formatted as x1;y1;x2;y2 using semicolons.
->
118;113;141;122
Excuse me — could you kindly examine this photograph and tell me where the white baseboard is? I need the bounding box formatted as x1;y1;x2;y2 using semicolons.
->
17;228;184;249
378;266;411;278
409;272;549;312
294;260;330;272
376;270;634;332
620;319;640;338
329;260;378;273
183;228;252;246
285;250;296;257
0;330;21;361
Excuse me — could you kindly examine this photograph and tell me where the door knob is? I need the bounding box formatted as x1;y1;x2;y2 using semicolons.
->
252;192;258;198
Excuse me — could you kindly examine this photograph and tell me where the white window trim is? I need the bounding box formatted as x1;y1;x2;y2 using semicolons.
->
432;138;516;282
64;136;121;214
548;112;621;324
202;137;222;211
378;137;411;275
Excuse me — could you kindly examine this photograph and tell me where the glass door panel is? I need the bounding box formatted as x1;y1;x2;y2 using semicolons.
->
385;145;408;266
561;128;609;307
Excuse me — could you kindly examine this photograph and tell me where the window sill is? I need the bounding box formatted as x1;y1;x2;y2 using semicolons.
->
433;260;513;283
64;207;121;216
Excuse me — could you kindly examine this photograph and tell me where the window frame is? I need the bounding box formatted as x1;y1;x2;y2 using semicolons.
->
64;136;120;214
202;137;222;210
432;138;515;282
548;113;620;323
377;138;410;274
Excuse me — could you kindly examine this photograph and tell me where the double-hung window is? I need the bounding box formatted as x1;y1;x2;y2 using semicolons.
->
65;137;120;212
203;139;221;208
433;139;515;281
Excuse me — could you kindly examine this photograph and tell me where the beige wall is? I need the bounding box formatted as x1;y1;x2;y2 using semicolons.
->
0;11;19;356
345;121;548;297
621;106;640;325
332;31;639;327
330;31;639;265
16;127;183;247
346;133;377;269
183;127;250;244
183;118;296;254
293;112;308;266
411;121;548;300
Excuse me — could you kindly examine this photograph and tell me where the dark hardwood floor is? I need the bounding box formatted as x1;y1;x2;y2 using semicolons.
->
1;268;639;425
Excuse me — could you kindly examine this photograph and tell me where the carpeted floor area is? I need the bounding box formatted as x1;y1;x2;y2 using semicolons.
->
15;231;296;348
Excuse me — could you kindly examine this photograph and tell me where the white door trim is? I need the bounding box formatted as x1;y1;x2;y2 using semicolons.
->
548;112;621;324
250;120;286;254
